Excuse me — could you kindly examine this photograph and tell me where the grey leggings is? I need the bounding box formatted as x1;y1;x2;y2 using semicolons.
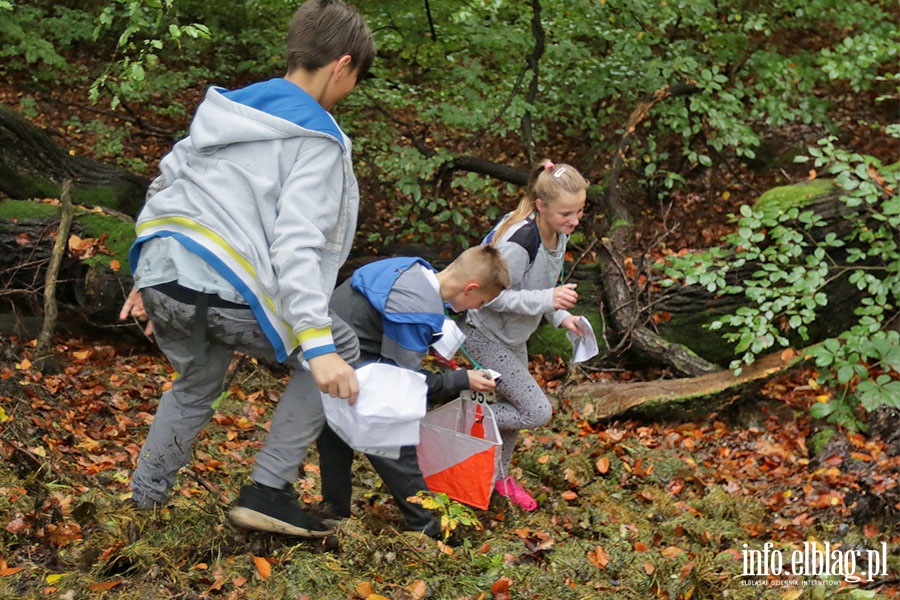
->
131;286;359;507
458;323;553;473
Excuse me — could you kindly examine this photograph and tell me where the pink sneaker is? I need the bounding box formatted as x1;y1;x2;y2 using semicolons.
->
494;476;537;511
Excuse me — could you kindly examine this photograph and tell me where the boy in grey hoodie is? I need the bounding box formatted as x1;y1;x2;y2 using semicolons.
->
119;0;374;538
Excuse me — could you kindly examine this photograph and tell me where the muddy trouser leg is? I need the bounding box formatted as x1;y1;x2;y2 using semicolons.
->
458;324;553;474
316;423;355;517
368;446;433;530
251;312;360;488
131;289;236;506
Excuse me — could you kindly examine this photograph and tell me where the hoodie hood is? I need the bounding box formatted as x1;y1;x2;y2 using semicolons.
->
189;78;345;151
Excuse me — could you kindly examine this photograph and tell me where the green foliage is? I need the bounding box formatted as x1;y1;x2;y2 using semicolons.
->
0;4;95;82
90;0;212;109
4;0;896;246
663;131;900;430
413;491;483;541
346;0;899;240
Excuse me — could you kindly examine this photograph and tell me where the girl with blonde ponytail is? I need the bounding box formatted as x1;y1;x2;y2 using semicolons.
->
462;159;589;510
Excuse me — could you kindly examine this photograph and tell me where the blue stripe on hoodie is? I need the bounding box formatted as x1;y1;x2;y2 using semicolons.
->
222;78;343;144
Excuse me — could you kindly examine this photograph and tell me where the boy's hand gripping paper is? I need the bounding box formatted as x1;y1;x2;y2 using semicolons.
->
417;391;502;509
567;315;599;363
431;317;466;360
322;363;427;453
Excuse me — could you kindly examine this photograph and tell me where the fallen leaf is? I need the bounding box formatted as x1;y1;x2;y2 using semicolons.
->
253;556;271;580
587;545;609;568
661;546;684;558
88;580;122;591
596;457;610;474
407;579;427;600
561;490;578;501
491;576;512;594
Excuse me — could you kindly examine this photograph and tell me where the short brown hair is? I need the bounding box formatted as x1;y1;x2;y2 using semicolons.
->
447;245;510;298
286;0;375;79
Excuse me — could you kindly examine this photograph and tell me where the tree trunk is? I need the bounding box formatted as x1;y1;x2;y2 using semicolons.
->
0;105;148;215
595;82;721;377
568;349;804;420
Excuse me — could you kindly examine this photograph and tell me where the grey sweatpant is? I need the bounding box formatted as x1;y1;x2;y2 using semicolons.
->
131;287;359;507
458;323;553;473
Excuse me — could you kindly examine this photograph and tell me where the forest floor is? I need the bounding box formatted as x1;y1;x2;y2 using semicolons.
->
1;56;900;600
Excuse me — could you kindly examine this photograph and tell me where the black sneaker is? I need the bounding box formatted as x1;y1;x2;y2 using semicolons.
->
228;482;335;538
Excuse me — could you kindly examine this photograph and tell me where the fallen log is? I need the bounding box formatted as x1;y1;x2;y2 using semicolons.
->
0;105;148;215
651;179;872;365
0;199;135;336
568;349;805;420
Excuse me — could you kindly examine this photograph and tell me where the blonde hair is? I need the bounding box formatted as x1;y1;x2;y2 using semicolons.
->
445;245;510;297
491;160;588;244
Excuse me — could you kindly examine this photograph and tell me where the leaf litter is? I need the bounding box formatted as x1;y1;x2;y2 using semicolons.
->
1;334;899;599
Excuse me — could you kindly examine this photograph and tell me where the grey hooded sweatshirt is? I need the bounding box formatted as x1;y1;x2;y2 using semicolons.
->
130;78;359;362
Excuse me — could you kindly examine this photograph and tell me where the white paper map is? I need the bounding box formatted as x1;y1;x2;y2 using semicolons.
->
567;316;599;363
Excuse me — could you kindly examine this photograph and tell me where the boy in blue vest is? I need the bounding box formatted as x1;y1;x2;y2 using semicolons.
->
315;245;509;538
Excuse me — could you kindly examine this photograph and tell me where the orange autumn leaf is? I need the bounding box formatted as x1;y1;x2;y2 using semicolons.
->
634;542;649;552
253;556;271;580
491;576;512;594
863;524;879;538
561;490;578;501
643;561;655;575
587;545;610;569
88;580;122;592
595;457;610;474
780;348;797;362
407;579;427;600
537;454;550;464
205;578;226;593
0;566;24;577
356;581;375;596
661;546;684;558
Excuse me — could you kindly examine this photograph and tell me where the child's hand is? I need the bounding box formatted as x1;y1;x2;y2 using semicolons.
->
561;314;583;335
552;283;578;310
119;287;154;336
467;369;497;392
309;353;360;404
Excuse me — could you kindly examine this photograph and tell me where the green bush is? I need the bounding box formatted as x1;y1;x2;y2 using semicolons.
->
664;130;900;430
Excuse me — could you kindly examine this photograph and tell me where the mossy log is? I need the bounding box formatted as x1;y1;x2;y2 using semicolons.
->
652;179;866;366
0;199;135;336
0;105;148;216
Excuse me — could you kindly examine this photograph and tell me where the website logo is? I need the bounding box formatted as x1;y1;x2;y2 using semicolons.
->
741;542;889;587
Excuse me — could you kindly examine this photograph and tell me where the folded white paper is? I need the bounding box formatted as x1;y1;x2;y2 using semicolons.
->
321;362;427;451
567;316;599;363
431;317;466;360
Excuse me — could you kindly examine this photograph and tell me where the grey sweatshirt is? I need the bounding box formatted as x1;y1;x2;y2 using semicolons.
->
466;216;572;350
